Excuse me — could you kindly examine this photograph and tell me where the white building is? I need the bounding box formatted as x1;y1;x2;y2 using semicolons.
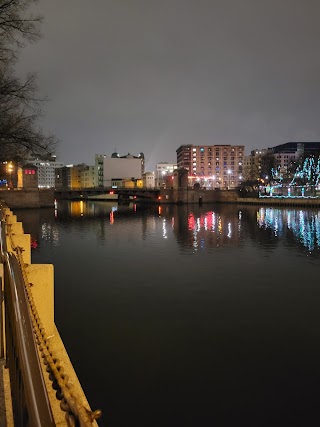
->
27;158;64;188
103;157;142;187
143;172;155;188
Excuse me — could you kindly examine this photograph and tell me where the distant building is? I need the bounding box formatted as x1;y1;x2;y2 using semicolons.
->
143;172;155;188
94;154;106;187
81;166;95;188
270;142;320;156
55;164;88;189
103;152;145;187
26;157;64;188
22;164;38;189
156;162;177;188
176;144;244;188
269;142;320;169
120;152;145;176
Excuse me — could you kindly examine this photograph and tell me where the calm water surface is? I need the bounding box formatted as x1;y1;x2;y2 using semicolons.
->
16;201;320;427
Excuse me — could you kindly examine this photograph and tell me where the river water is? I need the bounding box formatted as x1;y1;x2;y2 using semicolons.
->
16;201;320;426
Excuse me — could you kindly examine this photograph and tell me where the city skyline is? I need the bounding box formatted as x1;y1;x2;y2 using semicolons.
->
16;0;320;171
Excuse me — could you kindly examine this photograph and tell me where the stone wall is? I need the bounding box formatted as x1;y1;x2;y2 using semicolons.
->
160;188;238;204
0;189;55;208
237;197;320;207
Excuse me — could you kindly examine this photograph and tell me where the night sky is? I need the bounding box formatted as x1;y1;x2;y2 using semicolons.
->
16;0;320;171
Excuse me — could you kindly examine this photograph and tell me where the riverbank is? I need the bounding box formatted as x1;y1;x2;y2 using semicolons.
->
1;188;320;208
237;197;320;207
0;189;54;208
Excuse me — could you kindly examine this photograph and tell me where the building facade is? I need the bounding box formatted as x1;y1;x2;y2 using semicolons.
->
94;154;106;187
81;166;95;188
176;144;244;188
156;162;177;188
22;164;38;188
55;164;88;189
26;158;64;188
143;172;155;188
103;156;142;188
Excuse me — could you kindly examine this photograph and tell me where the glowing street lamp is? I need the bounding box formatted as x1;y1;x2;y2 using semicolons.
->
7;161;14;188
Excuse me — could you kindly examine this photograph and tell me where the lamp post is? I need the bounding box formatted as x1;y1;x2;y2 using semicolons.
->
7;161;13;189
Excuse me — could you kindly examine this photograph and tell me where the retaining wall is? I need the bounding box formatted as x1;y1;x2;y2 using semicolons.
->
0;189;55;208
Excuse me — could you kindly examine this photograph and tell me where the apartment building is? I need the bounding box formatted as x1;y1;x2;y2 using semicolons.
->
26;157;64;188
176;144;244;188
55;164;88;189
81;166;95;188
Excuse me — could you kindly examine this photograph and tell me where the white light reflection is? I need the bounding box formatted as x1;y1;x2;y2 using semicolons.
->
162;219;167;238
211;212;216;232
227;222;232;238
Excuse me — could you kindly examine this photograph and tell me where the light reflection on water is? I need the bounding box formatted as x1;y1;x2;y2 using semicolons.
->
15;201;320;427
35;201;320;255
257;207;320;252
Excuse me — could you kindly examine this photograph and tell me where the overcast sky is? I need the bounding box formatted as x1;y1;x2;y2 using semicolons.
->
16;0;320;171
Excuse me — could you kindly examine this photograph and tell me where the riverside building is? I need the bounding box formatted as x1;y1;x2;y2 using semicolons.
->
176;144;244;189
103;152;145;188
26;156;64;188
270;142;320;169
156;162;177;188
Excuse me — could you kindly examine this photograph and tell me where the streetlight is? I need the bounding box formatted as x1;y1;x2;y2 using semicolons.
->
212;175;216;188
7;161;13;189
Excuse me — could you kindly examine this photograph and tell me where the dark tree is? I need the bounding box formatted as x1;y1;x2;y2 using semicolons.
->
260;151;275;179
0;0;57;162
237;179;260;198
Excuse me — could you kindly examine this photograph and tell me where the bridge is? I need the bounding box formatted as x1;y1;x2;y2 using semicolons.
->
0;202;102;426
54;187;161;202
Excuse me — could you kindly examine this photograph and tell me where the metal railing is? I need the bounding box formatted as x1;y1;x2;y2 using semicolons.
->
0;203;102;426
0;217;55;426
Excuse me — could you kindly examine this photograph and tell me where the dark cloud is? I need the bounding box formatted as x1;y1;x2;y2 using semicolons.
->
16;0;320;170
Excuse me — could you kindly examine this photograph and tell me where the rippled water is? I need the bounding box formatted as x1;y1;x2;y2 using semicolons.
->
16;201;320;427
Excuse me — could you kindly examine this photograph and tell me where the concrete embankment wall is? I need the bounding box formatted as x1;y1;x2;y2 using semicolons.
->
160;188;238;204
159;190;320;207
237;197;320;207
0;189;55;208
2;206;99;426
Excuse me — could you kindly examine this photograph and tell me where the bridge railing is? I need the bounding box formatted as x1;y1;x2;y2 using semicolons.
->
0;216;55;426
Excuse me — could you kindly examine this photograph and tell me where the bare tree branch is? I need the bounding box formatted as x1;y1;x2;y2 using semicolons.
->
0;0;58;162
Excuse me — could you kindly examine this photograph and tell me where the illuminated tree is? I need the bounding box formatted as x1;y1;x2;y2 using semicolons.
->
291;156;320;188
